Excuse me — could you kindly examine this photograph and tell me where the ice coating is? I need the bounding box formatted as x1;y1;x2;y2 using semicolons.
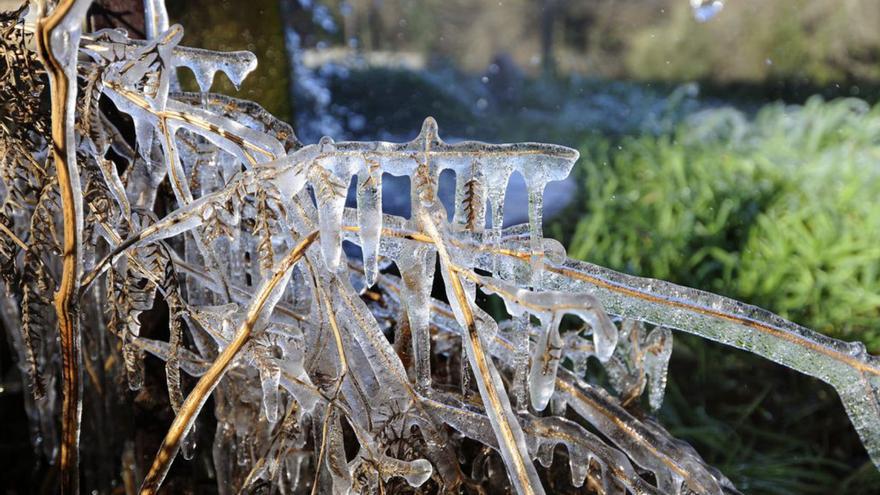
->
605;320;674;410
4;3;878;493
256;347;282;423
528;313;562;411
543;258;880;466
644;326;673;410
474;272;619;362
511;313;531;411
405;285;729;494
31;1;95;492
423;206;544;495
398;243;437;390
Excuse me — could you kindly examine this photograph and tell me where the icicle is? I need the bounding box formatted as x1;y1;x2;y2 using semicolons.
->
258;350;282;424
133;117;154;160
285;455;306;493
190;50;257;90
461;346;474;397
605;319;642;405
484;157;514;272
398;244;436;391
165;297;185;413
192;66;218;94
526;181;545;275
325;409;353;494
356;157;382;286
376;455;433;488
528;313;562;411
311;137;349;270
123;333;145;390
181;424;197;461
512;313;530;411
645;326;673;411
454;160;487;232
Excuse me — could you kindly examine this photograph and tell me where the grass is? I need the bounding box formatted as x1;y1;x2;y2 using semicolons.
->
659;335;880;494
550;95;880;493
562;96;880;351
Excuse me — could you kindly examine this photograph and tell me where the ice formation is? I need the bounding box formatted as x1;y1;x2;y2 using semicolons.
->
0;1;879;494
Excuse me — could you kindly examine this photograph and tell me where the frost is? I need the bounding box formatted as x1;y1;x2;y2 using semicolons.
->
1;2;879;494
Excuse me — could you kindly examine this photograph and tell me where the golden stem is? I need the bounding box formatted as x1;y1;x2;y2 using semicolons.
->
0;221;28;251
417;211;538;495
35;1;87;492
138;231;318;494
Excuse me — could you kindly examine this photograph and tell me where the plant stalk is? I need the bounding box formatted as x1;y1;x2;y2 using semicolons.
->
35;0;91;492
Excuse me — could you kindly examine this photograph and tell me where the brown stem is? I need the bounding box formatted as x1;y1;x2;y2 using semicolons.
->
35;1;88;492
417;211;540;495
139;230;318;495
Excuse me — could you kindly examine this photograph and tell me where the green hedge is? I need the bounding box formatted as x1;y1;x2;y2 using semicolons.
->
565;97;880;350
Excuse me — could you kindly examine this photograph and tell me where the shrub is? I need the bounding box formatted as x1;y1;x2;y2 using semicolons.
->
566;97;880;349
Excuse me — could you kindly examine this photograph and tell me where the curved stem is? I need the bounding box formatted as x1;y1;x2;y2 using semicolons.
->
35;1;92;492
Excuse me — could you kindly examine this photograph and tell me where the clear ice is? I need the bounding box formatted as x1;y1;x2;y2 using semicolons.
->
0;2;878;494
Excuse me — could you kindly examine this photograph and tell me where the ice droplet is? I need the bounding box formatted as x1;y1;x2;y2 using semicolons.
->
690;0;724;22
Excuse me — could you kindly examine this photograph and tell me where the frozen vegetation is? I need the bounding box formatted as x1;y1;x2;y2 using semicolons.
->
0;1;879;494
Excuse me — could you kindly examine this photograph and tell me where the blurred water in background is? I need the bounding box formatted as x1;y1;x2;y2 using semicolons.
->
166;0;880;266
170;0;880;142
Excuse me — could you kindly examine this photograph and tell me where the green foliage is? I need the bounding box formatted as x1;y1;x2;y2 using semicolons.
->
565;97;880;350
660;336;880;495
566;133;776;285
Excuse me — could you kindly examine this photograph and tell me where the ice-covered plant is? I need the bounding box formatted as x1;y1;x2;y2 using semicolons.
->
1;1;879;494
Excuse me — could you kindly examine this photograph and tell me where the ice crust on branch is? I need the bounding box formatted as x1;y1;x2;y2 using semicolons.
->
0;3;878;494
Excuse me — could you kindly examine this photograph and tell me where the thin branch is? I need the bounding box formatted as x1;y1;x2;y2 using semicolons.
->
0;221;28;251
418;210;541;495
138;230;318;495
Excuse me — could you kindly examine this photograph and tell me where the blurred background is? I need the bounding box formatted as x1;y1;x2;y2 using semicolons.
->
162;1;880;493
